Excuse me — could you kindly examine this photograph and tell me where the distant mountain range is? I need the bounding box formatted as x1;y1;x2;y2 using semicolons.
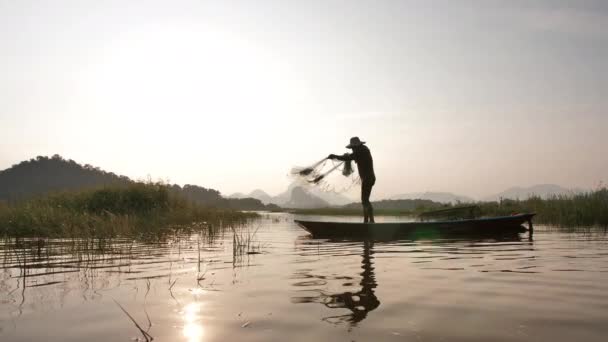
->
284;187;329;209
229;182;589;209
0;155;276;211
230;182;592;209
5;156;586;211
342;199;443;211
229;182;352;209
483;184;587;201
390;192;475;204
388;185;587;204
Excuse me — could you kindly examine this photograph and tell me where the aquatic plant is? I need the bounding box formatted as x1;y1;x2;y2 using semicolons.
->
0;182;257;238
293;188;608;227
477;187;608;227
232;224;262;257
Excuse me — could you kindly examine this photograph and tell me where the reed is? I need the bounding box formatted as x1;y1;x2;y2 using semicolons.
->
293;188;608;227
477;187;608;227
293;207;416;216
232;225;262;256
113;299;154;342
0;182;257;238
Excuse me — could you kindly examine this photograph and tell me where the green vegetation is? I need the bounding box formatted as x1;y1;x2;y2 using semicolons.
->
476;188;608;227
294;198;444;216
295;188;608;227
294;207;418;216
0;182;256;238
0;154;275;211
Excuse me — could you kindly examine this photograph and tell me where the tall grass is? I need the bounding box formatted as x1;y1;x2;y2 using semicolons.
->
293;207;417;216
477;188;608;227
232;225;262;256
0;182;256;238
294;188;608;228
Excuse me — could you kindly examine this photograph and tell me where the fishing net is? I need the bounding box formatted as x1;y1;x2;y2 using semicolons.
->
291;155;360;193
342;160;354;177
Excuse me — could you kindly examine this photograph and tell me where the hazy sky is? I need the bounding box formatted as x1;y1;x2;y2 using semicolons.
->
1;0;607;199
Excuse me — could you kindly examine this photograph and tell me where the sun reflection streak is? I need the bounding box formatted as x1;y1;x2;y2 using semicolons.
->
182;302;204;342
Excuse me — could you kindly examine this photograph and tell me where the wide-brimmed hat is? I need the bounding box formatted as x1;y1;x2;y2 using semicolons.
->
346;136;366;149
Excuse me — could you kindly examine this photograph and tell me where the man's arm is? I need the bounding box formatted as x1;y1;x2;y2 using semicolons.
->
328;153;354;161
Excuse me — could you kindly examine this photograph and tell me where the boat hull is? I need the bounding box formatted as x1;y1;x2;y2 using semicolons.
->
295;213;535;239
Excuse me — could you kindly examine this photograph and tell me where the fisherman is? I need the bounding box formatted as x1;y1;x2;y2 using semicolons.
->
328;137;376;223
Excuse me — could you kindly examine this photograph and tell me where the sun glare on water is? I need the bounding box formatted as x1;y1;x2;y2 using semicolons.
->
182;302;204;342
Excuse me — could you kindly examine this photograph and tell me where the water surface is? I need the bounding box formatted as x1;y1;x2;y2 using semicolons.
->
1;213;607;341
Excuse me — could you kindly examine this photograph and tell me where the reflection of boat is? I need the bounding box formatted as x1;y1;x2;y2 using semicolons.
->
295;213;535;239
291;240;379;326
291;233;531;327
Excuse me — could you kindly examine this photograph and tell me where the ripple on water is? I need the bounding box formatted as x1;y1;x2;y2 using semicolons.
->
1;216;608;342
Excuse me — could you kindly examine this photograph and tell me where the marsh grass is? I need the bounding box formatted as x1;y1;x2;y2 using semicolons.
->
294;188;608;227
113;299;154;342
293;207;416;216
0;228;235;308
232;225;262;257
0;182;257;238
477;188;608;227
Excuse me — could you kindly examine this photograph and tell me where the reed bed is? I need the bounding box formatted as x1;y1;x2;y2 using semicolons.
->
293;207;417;216
477;188;608;227
0;182;257;238
293;188;608;228
232;225;262;257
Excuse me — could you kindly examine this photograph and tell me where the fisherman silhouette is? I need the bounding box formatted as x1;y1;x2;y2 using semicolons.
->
329;137;376;223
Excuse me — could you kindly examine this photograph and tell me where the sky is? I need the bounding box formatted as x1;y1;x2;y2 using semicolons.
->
1;0;607;200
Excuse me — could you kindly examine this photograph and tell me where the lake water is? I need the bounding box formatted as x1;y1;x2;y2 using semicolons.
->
1;213;608;342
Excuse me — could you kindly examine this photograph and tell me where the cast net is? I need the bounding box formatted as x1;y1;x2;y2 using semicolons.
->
291;156;361;193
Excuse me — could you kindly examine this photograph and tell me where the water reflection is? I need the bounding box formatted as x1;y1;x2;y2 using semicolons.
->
182;302;204;342
291;233;533;327
292;240;380;327
2;215;608;342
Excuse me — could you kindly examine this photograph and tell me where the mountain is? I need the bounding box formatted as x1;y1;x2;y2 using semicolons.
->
240;186;332;209
0;155;273;210
273;181;352;206
484;184;586;201
229;192;247;199
284;187;329;209
390;191;474;204
310;188;353;206
231;181;352;207
343;199;443;211
249;189;274;204
0;155;130;201
229;189;274;205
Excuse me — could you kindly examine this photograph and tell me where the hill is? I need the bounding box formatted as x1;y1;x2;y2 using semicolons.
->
284;187;329;209
342;199;443;211
0;155;131;201
0;155;274;210
390;191;474;204
294;198;446;215
249;189;274;204
484;184;587;201
230;182;352;208
230;189;274;205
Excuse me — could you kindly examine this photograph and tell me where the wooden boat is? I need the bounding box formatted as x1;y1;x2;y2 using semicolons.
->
295;213;535;239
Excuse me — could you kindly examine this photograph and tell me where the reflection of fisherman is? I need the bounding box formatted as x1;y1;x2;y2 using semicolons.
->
290;239;380;327
329;137;376;223
324;240;379;325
